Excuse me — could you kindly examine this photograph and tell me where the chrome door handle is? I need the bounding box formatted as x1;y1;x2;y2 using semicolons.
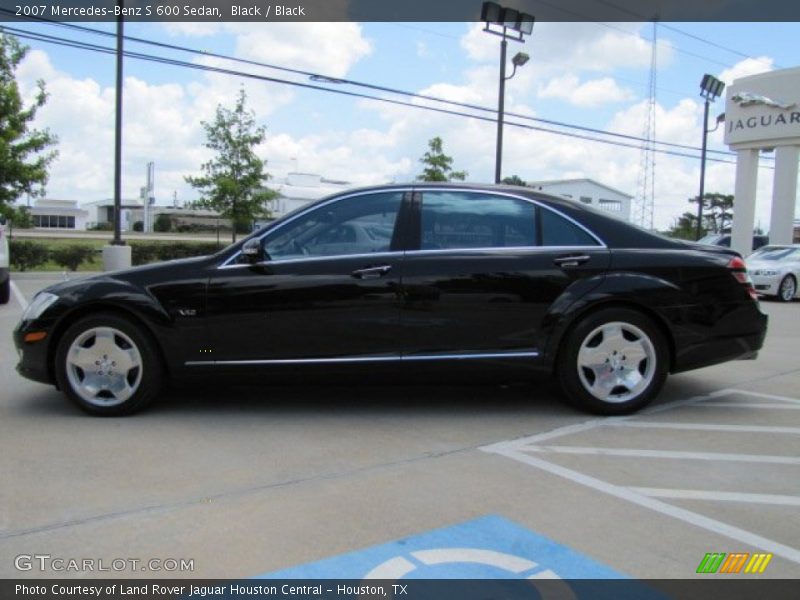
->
351;265;392;279
553;254;590;268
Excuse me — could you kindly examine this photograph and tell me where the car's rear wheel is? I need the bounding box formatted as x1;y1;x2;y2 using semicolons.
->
54;312;163;416
558;308;668;415
777;275;796;302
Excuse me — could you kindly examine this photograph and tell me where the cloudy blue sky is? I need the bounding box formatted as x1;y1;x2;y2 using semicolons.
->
9;19;799;229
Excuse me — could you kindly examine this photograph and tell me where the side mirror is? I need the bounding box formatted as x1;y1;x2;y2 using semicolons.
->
241;238;263;263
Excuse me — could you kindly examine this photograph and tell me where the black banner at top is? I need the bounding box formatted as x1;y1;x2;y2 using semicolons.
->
0;0;799;23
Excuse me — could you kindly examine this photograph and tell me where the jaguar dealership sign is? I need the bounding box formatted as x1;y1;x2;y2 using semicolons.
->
725;66;800;254
725;67;800;148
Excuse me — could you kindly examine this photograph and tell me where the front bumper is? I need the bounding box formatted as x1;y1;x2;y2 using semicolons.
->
13;319;56;385
751;274;780;296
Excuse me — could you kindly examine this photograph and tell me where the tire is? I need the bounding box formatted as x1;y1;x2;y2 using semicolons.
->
777;275;796;303
54;312;163;416
0;274;9;305
557;308;669;415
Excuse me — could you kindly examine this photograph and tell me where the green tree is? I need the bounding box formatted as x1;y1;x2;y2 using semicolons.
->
0;34;58;215
153;213;172;232
416;136;467;182
185;88;276;243
689;193;734;235
666;211;702;240
501;175;527;186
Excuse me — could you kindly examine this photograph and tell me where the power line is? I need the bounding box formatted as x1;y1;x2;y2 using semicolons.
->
0;22;774;171
0;9;747;161
532;0;777;70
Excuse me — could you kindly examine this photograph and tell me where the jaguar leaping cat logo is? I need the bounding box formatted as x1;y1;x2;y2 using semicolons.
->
731;92;796;110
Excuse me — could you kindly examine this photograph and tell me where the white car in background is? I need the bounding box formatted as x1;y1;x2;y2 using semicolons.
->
748;244;800;302
0;215;9;304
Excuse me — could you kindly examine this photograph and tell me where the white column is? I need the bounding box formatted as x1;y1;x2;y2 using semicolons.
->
731;148;760;256
768;145;799;246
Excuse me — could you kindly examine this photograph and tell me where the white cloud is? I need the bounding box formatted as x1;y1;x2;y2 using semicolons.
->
232;23;372;78
461;22;673;73
718;56;774;86
14;23;372;206
538;74;635;107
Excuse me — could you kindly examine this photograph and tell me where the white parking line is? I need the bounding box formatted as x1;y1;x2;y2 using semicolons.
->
485;445;800;564
480;389;729;454
611;421;800;435
691;402;800;410
482;388;800;566
629;488;800;507
728;390;800;406
523;445;800;465
10;280;27;310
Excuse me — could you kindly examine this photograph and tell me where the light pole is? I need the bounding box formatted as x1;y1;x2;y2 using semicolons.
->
695;74;725;240
482;2;534;184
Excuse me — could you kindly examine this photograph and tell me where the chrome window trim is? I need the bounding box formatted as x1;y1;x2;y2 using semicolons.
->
218;186;607;269
405;245;604;257
185;350;539;367
216;245;605;270
219;187;414;268
217;250;405;270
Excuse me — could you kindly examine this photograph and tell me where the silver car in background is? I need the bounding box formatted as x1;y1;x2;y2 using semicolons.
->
748;245;800;302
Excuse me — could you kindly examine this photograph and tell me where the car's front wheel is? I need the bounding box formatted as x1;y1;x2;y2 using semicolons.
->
0;276;9;304
557;308;668;415
54;312;163;416
777;275;796;302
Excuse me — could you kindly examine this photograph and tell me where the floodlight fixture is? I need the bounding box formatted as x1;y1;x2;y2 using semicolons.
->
482;1;535;41
700;73;725;101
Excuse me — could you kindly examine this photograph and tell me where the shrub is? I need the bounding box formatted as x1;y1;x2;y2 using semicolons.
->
51;244;96;271
131;241;221;265
130;242;160;266
154;214;172;232
132;221;144;232
9;240;49;271
88;222;113;231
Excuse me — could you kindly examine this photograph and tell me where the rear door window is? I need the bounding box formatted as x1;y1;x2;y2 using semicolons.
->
419;191;537;250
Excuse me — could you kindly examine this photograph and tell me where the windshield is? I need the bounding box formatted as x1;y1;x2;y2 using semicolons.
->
749;246;800;261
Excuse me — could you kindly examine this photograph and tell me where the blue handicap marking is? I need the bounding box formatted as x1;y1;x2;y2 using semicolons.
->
256;514;632;580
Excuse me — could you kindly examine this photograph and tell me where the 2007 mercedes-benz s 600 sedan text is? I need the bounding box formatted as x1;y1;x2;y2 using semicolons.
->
14;184;768;416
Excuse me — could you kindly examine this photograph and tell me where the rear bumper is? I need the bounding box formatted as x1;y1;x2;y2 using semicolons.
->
672;311;768;373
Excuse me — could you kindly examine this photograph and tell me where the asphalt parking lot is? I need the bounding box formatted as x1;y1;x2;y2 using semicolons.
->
1;274;799;581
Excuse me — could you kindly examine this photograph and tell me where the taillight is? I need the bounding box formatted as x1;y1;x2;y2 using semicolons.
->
728;256;758;300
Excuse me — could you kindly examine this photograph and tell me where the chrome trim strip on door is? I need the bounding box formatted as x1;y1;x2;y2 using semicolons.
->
185;351;540;367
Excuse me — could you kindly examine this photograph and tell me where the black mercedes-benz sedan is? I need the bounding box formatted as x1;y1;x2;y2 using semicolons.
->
14;184;767;416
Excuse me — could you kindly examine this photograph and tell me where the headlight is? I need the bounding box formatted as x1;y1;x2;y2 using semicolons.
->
22;292;59;321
